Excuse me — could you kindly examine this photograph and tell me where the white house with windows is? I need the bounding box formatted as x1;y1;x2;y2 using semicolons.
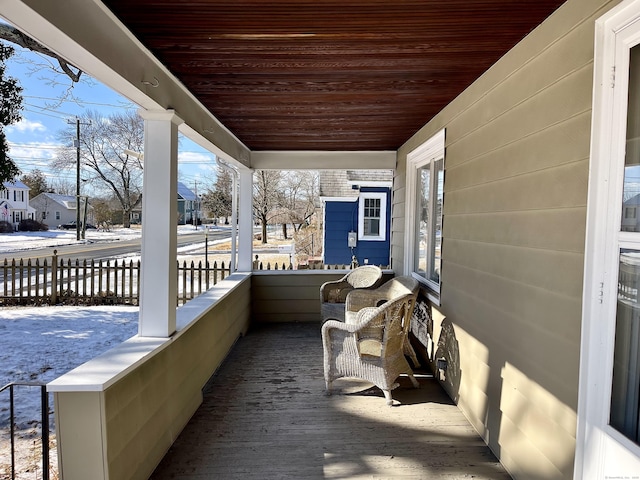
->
0;180;35;229
30;192;94;229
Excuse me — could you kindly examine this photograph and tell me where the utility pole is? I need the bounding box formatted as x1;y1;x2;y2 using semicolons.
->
67;117;90;241
193;180;198;230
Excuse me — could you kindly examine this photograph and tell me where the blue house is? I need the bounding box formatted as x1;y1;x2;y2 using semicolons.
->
319;170;392;267
177;181;199;225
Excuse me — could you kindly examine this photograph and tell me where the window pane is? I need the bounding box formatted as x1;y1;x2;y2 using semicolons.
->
364;218;380;236
430;158;444;283
622;46;640;232
611;249;640;443
363;198;381;236
416;166;430;277
415;159;443;283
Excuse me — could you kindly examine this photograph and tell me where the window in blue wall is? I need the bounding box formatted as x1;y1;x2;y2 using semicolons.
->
364;197;380;235
359;192;386;241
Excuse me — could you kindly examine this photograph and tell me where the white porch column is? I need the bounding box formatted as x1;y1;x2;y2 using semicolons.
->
237;167;254;272
138;110;183;337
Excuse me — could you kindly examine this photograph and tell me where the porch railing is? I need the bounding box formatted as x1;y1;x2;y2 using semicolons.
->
0;382;50;480
0;251;232;306
0;251;373;306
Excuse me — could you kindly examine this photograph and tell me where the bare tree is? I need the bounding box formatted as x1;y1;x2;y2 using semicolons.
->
20;168;49;197
202;165;233;224
279;171;319;236
253;170;282;244
0;24;82;84
52;110;144;227
49;177;75;195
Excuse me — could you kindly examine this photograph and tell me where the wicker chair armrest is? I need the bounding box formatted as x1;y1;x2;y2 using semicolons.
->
320;280;353;303
321;317;364;336
346;289;389;313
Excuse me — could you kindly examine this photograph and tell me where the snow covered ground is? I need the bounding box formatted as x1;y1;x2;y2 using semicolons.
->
0;224;214;255
0;224;216;416
0;305;140;425
0;226;210;478
0;304;140;479
0;226;142;254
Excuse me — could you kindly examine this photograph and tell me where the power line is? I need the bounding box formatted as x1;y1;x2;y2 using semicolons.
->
9;143;61;150
24;101;76;117
23;107;68;120
23;94;136;109
11;157;58;164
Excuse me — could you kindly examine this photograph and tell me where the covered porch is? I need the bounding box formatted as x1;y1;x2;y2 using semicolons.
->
150;321;510;480
1;0;622;478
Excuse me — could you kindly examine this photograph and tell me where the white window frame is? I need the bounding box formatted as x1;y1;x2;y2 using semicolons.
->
576;1;640;477
358;192;386;241
404;128;445;298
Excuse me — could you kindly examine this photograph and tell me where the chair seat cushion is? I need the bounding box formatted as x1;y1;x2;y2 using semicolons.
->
358;339;382;357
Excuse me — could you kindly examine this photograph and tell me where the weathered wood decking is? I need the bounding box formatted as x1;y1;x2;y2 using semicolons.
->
151;323;511;479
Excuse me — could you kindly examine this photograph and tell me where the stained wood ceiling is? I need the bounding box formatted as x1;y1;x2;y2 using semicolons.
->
102;1;567;151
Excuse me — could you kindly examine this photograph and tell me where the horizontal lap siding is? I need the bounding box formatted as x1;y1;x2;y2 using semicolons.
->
252;272;339;323
103;279;251;480
324;201;358;264
251;272;395;322
393;0;621;478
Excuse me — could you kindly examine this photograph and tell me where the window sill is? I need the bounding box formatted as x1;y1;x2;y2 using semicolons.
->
412;272;441;306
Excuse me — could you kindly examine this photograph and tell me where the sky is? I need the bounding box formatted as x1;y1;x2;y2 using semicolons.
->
2;41;219;196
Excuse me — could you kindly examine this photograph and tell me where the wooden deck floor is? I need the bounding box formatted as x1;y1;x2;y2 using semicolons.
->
151;322;512;479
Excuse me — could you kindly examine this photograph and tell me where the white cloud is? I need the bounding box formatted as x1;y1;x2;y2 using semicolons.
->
8;141;60;161
178;150;216;165
6;118;47;133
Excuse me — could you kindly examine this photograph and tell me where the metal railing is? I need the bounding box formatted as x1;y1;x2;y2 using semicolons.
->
0;382;50;480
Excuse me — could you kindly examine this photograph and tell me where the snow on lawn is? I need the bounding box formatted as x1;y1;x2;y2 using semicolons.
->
0;305;139;428
0;227;143;254
0;224;208;255
0;226;222;478
0;305;139;479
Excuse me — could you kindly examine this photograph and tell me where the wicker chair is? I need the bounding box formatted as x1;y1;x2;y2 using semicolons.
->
344;276;421;368
322;279;420;406
319;265;383;323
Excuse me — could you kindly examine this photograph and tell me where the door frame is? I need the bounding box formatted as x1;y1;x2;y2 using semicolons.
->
577;0;640;477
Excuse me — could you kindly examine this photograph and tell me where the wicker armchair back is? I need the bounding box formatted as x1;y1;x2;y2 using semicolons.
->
319;265;383;322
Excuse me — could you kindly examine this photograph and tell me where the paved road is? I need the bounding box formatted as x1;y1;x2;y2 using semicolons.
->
1;230;232;263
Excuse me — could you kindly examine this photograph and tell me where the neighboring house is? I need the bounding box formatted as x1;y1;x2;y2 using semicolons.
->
30;193;94;229
622;193;640;231
130;182;199;225
177;181;199;225
319;170;392;267
129;208;141;225
0;181;35;229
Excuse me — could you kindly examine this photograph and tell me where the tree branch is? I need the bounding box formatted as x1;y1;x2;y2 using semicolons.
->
0;23;82;83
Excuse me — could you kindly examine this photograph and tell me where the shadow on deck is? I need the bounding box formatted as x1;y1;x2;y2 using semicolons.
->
151;322;511;479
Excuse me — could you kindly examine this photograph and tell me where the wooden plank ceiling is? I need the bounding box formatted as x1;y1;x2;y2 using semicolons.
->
102;1;567;152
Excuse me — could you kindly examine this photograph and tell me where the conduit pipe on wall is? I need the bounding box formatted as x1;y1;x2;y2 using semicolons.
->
217;159;238;272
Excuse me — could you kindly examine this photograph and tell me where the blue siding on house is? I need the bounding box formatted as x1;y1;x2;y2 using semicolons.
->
323;187;391;267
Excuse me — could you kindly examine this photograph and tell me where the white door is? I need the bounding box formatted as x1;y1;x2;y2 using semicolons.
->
578;1;640;477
